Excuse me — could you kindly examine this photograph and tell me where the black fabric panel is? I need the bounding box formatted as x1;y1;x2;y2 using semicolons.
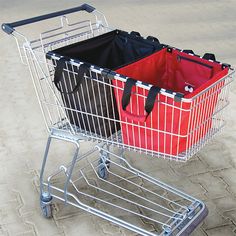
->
51;30;163;70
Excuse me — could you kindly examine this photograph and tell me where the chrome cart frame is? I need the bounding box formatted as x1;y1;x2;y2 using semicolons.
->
2;3;233;235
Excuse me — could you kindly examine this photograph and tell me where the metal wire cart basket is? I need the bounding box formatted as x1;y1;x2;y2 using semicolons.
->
2;4;234;236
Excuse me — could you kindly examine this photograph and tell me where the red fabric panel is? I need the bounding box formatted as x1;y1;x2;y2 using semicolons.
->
185;67;228;98
116;49;167;87
116;48;225;96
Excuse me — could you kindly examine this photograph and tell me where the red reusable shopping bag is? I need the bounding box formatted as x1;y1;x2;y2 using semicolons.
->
114;48;228;157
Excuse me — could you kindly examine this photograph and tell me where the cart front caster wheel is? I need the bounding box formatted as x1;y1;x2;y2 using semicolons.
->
40;192;53;218
97;158;110;180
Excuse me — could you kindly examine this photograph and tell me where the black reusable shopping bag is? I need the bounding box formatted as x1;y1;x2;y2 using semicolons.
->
53;59;119;137
49;30;163;137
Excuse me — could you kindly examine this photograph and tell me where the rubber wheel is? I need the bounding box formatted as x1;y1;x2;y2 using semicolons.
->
40;200;52;218
97;158;109;180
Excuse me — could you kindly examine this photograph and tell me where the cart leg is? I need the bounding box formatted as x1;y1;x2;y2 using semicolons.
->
119;147;129;167
97;148;110;180
40;191;53;218
39;136;53;218
163;226;172;235
120;147;125;158
40;136;52;196
63;141;80;203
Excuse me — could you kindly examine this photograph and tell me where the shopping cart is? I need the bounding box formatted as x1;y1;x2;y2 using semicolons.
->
2;4;234;236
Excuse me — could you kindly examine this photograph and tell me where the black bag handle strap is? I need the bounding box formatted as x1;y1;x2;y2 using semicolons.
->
146;36;160;44
145;86;161;115
203;53;216;61
54;58;89;94
71;63;90;94
122;78;137;110
122;78;161;117
54;57;67;89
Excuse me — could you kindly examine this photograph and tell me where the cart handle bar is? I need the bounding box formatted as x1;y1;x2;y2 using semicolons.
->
1;3;95;35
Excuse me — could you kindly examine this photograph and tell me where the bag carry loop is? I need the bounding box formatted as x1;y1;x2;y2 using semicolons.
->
145;86;161;114
122;78;161;122
183;49;195;54
122;78;137;110
130;31;141;37
54;58;90;94
147;36;160;44
203;53;216;61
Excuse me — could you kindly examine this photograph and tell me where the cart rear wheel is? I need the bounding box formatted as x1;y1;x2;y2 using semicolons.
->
41;202;52;218
97;158;110;180
40;192;53;218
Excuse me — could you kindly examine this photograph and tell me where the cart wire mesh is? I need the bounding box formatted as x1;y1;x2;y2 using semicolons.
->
14;11;234;162
45;146;207;236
